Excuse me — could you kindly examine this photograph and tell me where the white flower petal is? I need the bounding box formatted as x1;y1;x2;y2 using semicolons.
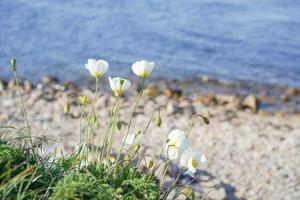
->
167;146;180;160
180;148;193;167
131;60;155;78
168;129;186;141
86;58;109;78
121;79;131;91
108;77;131;96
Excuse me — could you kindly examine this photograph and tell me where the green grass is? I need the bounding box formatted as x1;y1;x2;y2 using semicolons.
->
0;141;160;200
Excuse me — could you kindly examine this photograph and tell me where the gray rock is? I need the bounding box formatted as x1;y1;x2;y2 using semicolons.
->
41;75;58;85
7;79;16;90
23;80;32;93
0;80;5;92
144;85;161;97
28;90;43;106
166;101;181;115
242;94;260;113
155;95;169;107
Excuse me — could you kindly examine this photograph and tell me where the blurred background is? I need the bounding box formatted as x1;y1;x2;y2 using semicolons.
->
0;0;299;86
0;1;300;200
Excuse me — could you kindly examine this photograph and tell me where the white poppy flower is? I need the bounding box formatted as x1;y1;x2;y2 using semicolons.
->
180;148;206;177
132;60;155;78
85;59;109;79
166;129;190;160
108;77;131;96
124;133;142;147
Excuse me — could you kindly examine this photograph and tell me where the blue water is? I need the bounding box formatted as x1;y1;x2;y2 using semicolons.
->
0;0;300;86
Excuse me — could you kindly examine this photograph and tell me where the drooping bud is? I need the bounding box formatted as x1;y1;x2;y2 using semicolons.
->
157;116;162;127
134;144;141;152
117;121;122;130
148;160;154;169
201;116;210;125
156;109;162;127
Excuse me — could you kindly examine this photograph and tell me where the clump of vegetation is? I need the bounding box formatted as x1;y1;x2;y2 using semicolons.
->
0;58;210;199
51;163;160;200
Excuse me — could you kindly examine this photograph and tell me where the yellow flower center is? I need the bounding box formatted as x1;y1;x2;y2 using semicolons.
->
92;72;101;79
168;140;178;149
191;159;198;168
141;71;149;78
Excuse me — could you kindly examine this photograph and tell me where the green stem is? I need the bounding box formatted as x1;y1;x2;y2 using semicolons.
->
90;78;99;160
116;78;145;162
100;97;119;162
186;113;209;137
106;98;120;158
12;70;36;161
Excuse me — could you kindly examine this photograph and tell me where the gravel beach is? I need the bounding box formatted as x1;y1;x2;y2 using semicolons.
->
0;79;299;200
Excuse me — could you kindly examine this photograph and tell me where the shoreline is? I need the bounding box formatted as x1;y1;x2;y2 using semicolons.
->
1;75;299;114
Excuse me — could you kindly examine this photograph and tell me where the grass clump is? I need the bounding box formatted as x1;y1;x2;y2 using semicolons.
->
0;141;30;183
50;163;160;200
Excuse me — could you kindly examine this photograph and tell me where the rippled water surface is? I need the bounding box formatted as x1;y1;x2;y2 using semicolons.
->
0;0;300;86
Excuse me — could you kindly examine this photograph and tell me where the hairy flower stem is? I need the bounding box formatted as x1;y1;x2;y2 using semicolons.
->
116;78;145;163
128;107;157;156
171;168;183;187
100;97;119;162
160;163;170;188
12;68;37;161
186;113;209;137
89;78;99;160
105;99;120;158
150;143;167;175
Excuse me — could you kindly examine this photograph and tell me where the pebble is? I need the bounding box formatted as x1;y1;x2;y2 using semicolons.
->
166;101;182;115
144;85;161;97
196;94;217;106
23;80;32;93
242;94;260;113
0;80;4;92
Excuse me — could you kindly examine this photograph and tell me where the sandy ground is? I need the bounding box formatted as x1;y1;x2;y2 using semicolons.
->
0;84;300;200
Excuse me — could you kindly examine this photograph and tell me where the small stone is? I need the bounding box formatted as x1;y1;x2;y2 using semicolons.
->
63;81;80;93
196;95;217;106
199;75;209;83
28;90;43;106
155;95;169;107
280;94;290;102
43;88;56;101
286;88;300;97
226;95;243;110
164;88;182;99
260;95;275;104
41;75;58;85
144;85;161;97
242;94;260;113
7;79;16;90
0;80;5;92
166;101;181;115
23;80;32;93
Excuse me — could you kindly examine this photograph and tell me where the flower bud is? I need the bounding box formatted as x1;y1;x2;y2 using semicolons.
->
134;144;141;152
10;58;17;71
78;95;89;105
156;116;162;127
117;121;122;130
202;116;210;125
64;103;70;113
148;160;154;169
